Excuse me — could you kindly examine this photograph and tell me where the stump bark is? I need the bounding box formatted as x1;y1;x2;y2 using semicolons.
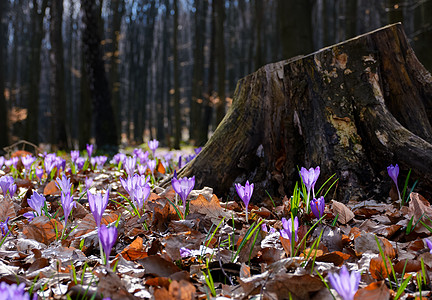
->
178;23;432;203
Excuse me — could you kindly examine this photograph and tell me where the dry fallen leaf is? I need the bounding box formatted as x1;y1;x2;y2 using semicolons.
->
22;216;63;245
120;236;148;261
369;257;392;280
331;200;354;224
354;280;390;300
189;194;230;225
0;196;17;221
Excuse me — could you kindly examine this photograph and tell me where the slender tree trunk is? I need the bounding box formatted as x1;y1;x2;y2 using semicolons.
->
173;0;181;149
81;0;118;152
49;0;68;150
190;0;207;145
26;0;48;145
79;44;92;150
215;0;226;126
278;0;313;59
0;0;8;150
109;0;124;144
156;0;171;146
199;0;216;144
254;0;264;69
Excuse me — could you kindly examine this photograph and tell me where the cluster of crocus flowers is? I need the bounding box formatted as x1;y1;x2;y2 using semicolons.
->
0;176;16;197
0;282;33;299
310;196;325;219
387;164;401;201
300;166;320;212
171;175;195;217
235;181;254;222
328;265;361;300
21;155;36;175
120;174;151;210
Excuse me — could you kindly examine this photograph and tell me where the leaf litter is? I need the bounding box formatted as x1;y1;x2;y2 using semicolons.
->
0;150;431;299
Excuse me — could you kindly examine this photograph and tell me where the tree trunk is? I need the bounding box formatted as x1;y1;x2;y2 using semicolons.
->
175;24;432;203
49;0;68;150
81;0;118;153
215;0;226;126
0;0;9;151
173;0;181;149
26;0;48;145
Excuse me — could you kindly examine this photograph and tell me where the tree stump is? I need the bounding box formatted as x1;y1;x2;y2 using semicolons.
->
178;23;432;203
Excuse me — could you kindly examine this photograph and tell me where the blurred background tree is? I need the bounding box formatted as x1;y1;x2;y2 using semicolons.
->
0;0;430;151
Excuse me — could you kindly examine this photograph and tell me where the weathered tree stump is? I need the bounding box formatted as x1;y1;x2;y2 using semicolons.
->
178;23;432;203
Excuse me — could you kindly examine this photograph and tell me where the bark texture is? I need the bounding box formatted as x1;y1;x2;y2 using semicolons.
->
175;23;432;203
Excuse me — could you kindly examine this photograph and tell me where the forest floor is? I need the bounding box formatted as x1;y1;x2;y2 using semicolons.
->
0;147;430;300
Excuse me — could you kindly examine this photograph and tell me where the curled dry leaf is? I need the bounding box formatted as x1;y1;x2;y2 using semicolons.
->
43;181;60;196
331;200;354;224
22;216;63;245
189;194;230;225
0;196;16;221
119;236;148;261
354;280;390;300
408;193;432;234
369;257;392;280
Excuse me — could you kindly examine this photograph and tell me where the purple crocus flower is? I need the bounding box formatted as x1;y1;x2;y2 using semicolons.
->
124;156;136;177
21;155;36;170
171;176;195;216
88;189;109;227
44;153;57;174
98;225;118;267
180;247;192;258
61;192;76;228
148;139;159;157
138;151;149;164
0;176;15;197
387;164;401;200
86;144;94;158
76;157;86;170
280;216;298;243
147;159;157;174
133;183;151;209
6;157;19;169
310;196;325;219
85;177;94;190
56;157;66;171
120;175;137;198
90;157;97;168
70;150;80;163
56;175;72;195
35;168;44;181
235;181;254;222
0;282;31;299
95;156;107;169
0;217;9;237
28;191;46;216
328;265;361;300
300;166;320;211
111;153;126;165
194;147;202;155
137;164;146;175
425;239;432;254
